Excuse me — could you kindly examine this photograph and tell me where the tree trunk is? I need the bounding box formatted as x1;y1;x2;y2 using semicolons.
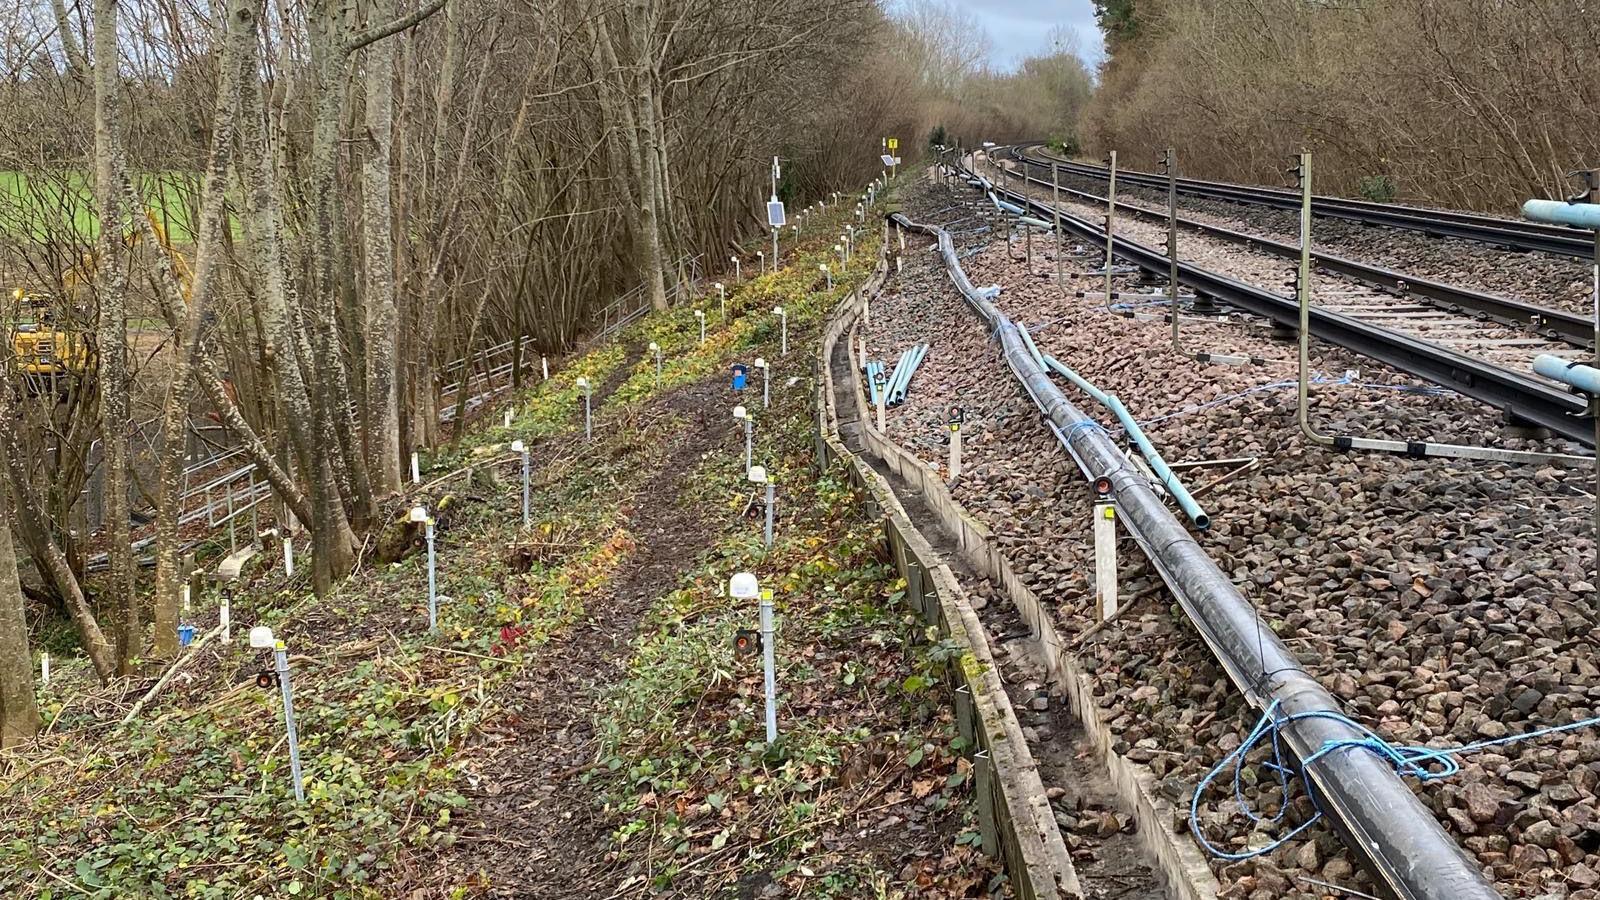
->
0;385;115;682
151;0;255;659
90;0;138;675
361;0;404;497
303;0;363;590
0;499;41;748
241;22;357;596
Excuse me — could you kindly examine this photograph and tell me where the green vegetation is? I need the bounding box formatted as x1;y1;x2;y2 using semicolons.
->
0;192;995;899
590;395;993;897
0;171;201;243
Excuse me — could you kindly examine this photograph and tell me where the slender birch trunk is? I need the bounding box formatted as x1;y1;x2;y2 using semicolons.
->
90;0;139;674
150;0;254;658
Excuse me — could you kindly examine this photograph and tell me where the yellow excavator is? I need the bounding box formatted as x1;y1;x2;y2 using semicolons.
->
9;286;88;387
8;208;190;393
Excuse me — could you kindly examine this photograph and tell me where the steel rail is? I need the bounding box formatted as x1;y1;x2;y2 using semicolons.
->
963;154;1593;446
1022;143;1594;259
1007;146;1597;349
892;207;1502;900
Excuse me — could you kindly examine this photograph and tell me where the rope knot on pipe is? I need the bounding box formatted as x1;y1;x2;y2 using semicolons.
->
1189;699;1600;862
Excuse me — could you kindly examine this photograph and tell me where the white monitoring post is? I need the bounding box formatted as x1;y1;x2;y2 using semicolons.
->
1093;490;1119;622
649;341;662;382
715;282;726;321
947;406;964;482
575;376;592;440
729;572;777;743
250;625;305;802
754;357;769;408
732;405;753;475
512;440;530;526
750;465;775;549
772;306;787;356
411;506;438;631
694;309;706;345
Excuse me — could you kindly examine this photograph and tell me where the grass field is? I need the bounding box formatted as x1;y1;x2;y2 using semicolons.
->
0;171;201;242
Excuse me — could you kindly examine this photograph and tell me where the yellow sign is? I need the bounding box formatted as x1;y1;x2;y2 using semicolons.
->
888;137;899;150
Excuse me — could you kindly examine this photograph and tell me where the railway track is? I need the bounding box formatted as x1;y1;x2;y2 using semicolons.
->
963;149;1594;448
1008;144;1597;352
1023;144;1597;260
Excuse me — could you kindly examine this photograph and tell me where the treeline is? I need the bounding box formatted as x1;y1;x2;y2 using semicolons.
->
884;0;1094;153
1083;0;1600;213
0;0;1084;743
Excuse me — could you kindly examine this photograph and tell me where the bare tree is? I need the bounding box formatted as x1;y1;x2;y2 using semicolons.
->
0;488;40;748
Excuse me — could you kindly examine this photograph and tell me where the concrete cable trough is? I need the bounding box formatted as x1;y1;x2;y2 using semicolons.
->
889;208;1503;900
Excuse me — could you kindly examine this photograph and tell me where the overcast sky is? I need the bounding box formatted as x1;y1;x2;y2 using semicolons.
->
959;0;1105;70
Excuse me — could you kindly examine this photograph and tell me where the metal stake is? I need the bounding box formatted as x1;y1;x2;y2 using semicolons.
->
283;535;294;578
1297;152;1317;442
426;517;438;631
744;418;753;475
760;596;777;742
1052;162;1063;290
1163;148;1182;351
410;451;420;484
1585;170;1600;584
763;480;775;548
272;642;305;802
519;444;531;526
1104;150;1117;313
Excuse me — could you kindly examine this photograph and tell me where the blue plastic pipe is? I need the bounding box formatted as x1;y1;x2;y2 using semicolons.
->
1522;199;1600;230
888;343;929;405
1019;322;1209;529
1535;353;1600;394
992;194;1026;216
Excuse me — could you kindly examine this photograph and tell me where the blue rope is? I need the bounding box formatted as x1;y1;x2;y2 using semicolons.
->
1062;419;1108;442
1190;699;1600;861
